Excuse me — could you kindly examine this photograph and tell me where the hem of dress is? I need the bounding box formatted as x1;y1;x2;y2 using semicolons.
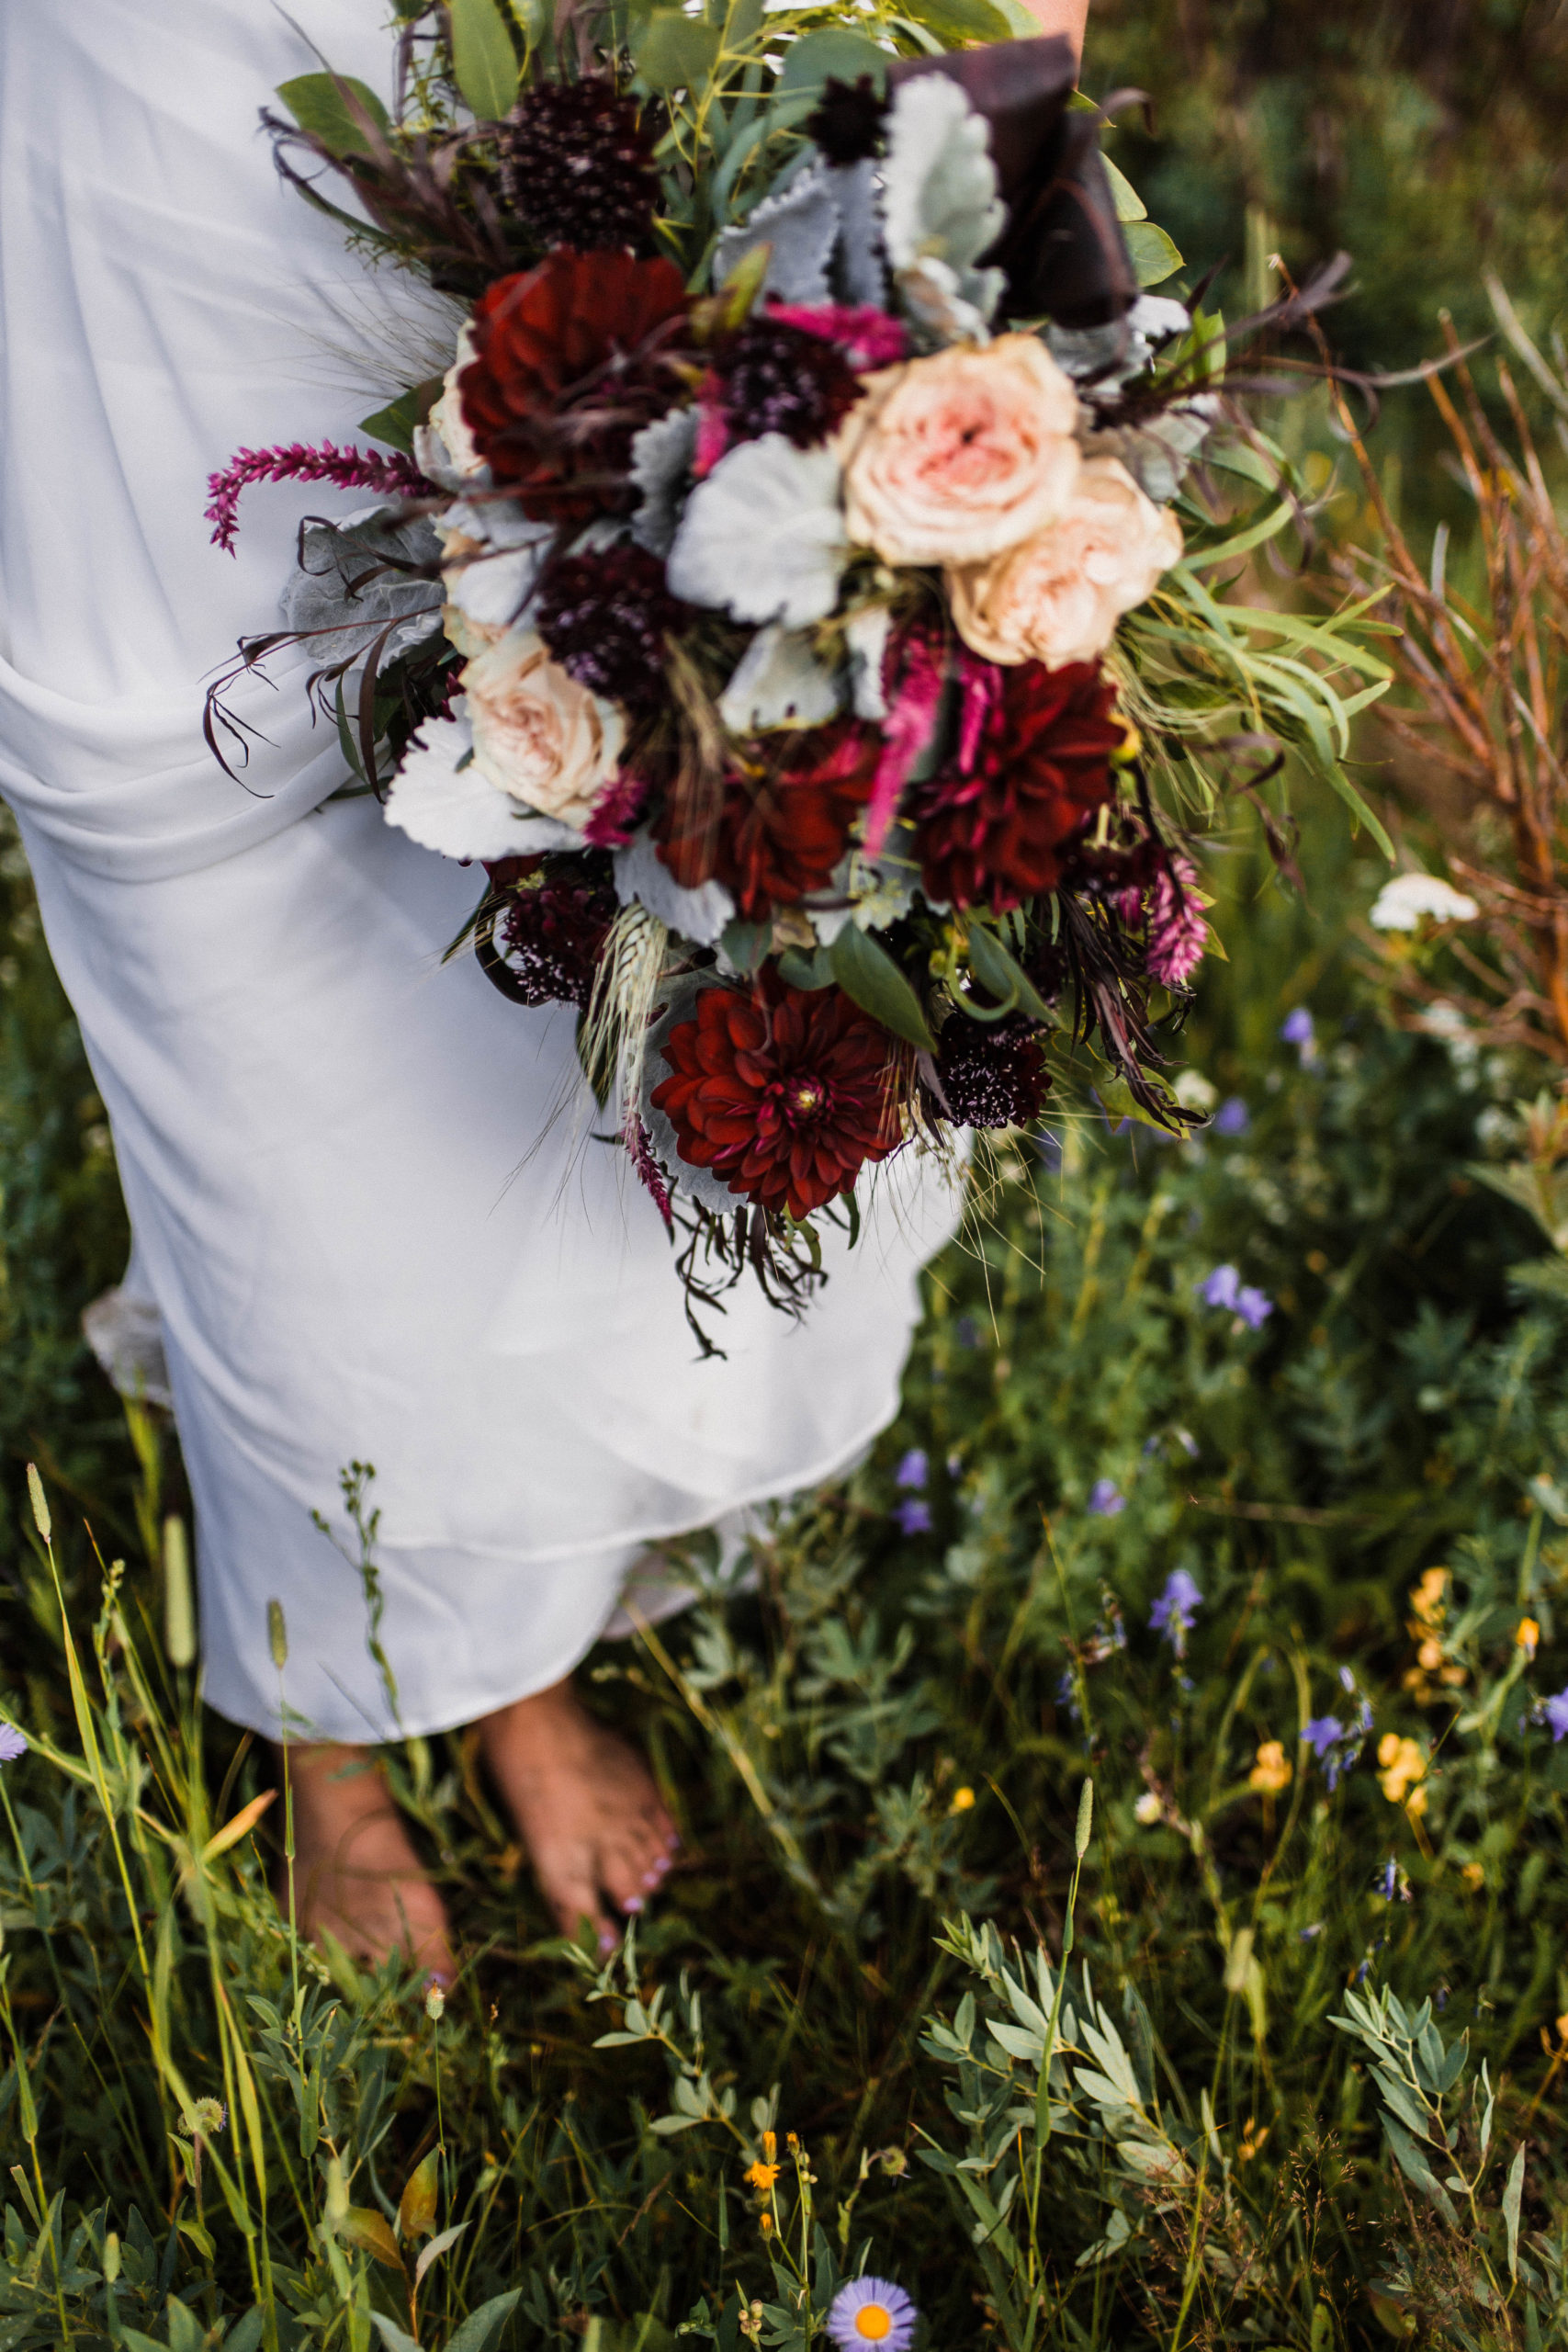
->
199;1380;903;1742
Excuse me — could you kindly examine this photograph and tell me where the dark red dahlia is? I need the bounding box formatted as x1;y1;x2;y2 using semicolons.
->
933;1013;1050;1129
533;544;688;712
492;853;617;1007
803;74;890;164
459;250;693;521
707;315;863;451
656;720;879;921
914;662;1122;916
651;977;902;1219
496;80;658;254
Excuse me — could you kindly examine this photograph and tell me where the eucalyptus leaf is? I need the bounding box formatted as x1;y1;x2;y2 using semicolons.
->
449;0;522;119
1125;220;1185;288
634;12;722;91
276;73;390;156
359;378;443;458
1102;156;1148;223
828;926;936;1052
774;28;888;98
776;944;836;990
897;0;1014;45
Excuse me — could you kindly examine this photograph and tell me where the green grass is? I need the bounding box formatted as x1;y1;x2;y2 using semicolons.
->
3;792;1568;2348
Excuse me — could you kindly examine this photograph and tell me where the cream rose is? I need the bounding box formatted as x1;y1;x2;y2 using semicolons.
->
839;334;1081;570
461;630;624;830
946;457;1184;667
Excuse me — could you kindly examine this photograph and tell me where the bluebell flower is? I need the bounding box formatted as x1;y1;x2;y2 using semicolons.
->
1302;1715;1346;1759
1213;1097;1250;1136
1280;1007;1314;1051
1299;1922;1323;1940
1088;1478;1124;1518
1235;1284;1273;1329
1199;1264;1241;1310
896;1498;932;1537
1543;1688;1568;1741
896;1448;929;1491
1149;1569;1202;1657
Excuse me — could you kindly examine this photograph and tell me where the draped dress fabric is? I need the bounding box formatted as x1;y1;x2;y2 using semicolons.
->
0;2;961;1741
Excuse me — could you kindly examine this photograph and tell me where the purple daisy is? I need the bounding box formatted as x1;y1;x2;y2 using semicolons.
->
0;1724;26;1766
827;2278;919;2352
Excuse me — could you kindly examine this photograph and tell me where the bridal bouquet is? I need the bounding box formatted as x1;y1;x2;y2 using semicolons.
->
210;0;1389;1338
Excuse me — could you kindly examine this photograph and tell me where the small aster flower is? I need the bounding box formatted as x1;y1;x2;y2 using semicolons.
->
1149;1568;1202;1657
896;1448;929;1490
1213;1096;1250;1136
1543;1688;1568;1741
1088;1478;1124;1518
827;2277;918;2351
896;1498;933;1537
0;1724;26;1766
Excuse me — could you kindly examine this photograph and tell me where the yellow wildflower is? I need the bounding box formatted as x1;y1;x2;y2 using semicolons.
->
1517;1616;1540;1660
1461;1862;1483;1889
1377;1733;1428;1815
1238;2118;1269;2164
760;2213;773;2236
745;2161;780;2191
1248;1741;1292;1795
949;1785;976;1815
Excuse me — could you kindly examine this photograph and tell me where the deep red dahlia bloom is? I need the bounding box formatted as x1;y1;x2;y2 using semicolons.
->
656;720;880;921
459;250;692;521
651;978;901;1220
914;661;1122;915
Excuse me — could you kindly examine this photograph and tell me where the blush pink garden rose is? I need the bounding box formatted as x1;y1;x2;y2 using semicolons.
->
461;629;625;829
839;334;1082;570
946;455;1184;667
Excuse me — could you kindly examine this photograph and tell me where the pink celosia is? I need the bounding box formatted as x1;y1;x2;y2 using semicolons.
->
1146;855;1208;987
864;631;946;858
205;441;429;555
766;303;909;374
626;1114;674;1231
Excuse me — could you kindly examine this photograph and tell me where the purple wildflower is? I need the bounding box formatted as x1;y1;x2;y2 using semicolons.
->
1213;1097;1250;1136
1088;1478;1124;1517
828;2279;919;2352
1199;1264;1241;1310
896;1448;929;1491
1149;1568;1202;1657
1302;1716;1346;1759
1145;856;1208;989
0;1724;25;1766
1280;1007;1315;1061
1543;1688;1568;1742
1235;1284;1273;1329
896;1498;933;1537
204;440;431;556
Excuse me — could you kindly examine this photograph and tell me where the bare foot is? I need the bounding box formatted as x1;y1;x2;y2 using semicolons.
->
479;1679;678;1950
276;1742;456;1986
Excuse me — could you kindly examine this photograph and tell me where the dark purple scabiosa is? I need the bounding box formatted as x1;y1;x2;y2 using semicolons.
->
494;854;618;1008
532;544;689;713
933;1014;1050;1129
804;74;890;164
496;79;659;254
708;315;863;452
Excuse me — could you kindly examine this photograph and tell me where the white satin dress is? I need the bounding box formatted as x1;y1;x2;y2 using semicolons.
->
0;2;960;1742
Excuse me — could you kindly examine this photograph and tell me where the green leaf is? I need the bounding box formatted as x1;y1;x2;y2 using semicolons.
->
1102;156;1147;223
775;28;888;100
340;2205;406;2273
224;2315;267;2352
963;923;1052;1025
397;2149;440;2244
897;0;1014;44
450;0;522;120
1382;2117;1457;2224
370;2322;423;2352
634;11;722;90
1504;2145;1526;2281
1124;220;1183;288
359;377;444;457
276;73;390;157
445;2292;524;2352
828;925;936;1052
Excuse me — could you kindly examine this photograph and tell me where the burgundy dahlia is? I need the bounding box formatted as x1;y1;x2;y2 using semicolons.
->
656;719;879;921
914;662;1122;916
707;315;863;452
496;80;658;254
493;854;617;1007
933;1014;1050;1129
651;977;902;1220
534;544;688;711
459;250;692;521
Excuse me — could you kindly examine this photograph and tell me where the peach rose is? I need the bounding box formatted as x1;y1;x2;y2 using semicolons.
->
946;457;1183;667
839;334;1081;570
461;630;625;829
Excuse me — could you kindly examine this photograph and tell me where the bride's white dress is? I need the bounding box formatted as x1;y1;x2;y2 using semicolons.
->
0;2;960;1742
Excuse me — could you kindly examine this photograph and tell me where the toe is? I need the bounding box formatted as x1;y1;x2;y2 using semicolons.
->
536;1848;616;1950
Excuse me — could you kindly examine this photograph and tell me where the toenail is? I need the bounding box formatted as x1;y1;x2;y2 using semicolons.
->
641;1870;660;1890
623;1895;644;1913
